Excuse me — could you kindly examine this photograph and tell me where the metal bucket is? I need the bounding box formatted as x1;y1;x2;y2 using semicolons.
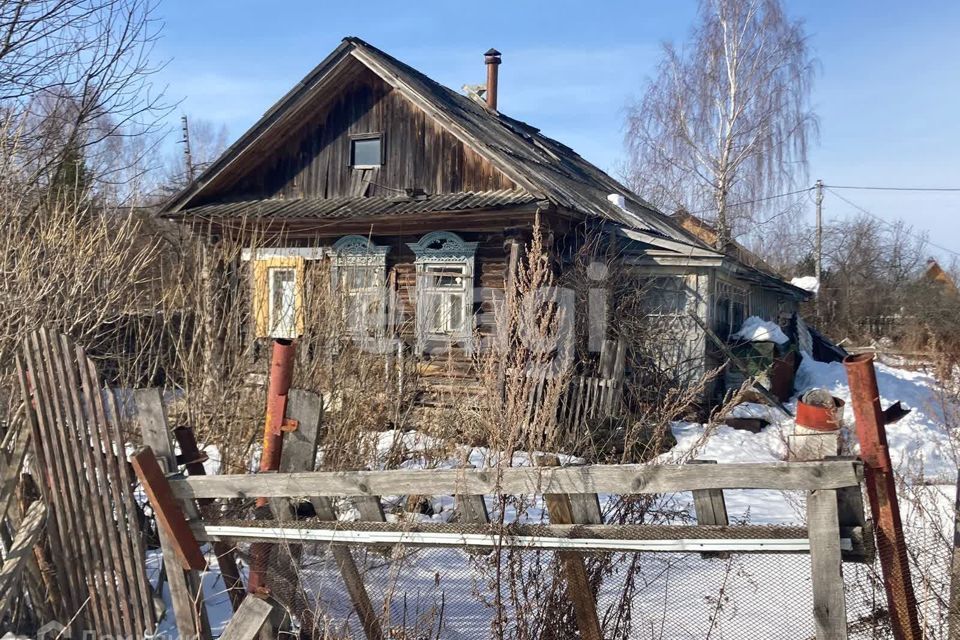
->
795;391;845;433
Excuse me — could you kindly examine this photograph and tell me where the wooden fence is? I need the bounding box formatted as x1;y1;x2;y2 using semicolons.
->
133;388;865;640
15;329;157;637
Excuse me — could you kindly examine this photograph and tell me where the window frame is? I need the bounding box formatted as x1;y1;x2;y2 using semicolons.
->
641;276;689;318
349;132;384;169
408;231;479;353
419;262;470;336
715;279;749;339
267;266;298;339
249;255;305;339
329;235;391;340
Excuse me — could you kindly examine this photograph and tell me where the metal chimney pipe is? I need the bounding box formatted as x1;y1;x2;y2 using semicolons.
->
484;48;501;111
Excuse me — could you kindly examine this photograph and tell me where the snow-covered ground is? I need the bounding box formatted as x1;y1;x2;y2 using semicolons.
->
664;353;956;526
151;351;956;638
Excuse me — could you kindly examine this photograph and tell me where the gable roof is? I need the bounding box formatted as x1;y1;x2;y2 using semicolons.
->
161;37;704;248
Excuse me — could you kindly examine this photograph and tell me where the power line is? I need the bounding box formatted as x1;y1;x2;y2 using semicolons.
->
825;184;960;193
824;187;960;259
688;186;814;215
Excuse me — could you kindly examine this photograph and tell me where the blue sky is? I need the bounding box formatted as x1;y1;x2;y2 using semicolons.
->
152;1;960;260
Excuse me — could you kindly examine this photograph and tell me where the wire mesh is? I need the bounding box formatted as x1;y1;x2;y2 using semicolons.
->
222;526;910;639
190;476;960;640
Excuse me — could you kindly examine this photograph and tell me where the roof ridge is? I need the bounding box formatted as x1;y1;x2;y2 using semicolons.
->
161;36;717;257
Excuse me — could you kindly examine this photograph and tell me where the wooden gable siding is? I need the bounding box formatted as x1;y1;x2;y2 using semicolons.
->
210;67;516;204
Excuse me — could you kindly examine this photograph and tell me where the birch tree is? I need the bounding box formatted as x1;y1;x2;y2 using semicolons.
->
625;0;818;247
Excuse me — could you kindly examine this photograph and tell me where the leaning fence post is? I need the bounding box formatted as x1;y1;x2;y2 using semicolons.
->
844;354;921;640
539;456;603;640
133;389;212;640
284;390;385;640
173;425;246;611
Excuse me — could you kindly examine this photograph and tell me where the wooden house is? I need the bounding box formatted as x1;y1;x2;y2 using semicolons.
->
160;37;808;410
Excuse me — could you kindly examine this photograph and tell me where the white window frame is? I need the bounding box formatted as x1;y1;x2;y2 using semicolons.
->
349;133;384;169
408;231;479;353
420;262;470;335
329;235;390;339
268;266;298;339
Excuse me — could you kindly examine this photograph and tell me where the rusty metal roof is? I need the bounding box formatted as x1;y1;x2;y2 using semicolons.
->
174;189;542;221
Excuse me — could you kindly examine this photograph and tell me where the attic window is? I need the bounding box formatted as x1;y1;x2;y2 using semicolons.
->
350;134;383;168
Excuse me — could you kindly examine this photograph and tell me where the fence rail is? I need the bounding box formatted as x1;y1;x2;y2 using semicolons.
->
168;459;863;501
136;389;867;640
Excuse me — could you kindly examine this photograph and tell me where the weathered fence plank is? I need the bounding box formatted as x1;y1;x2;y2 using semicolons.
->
807;488;848;640
0;500;46;619
14;354;83;628
218;596;274;640
173;425;246;611
18;329;158;636
130;446;206;571
0;416;29;524
545;489;603;640
283;390;385;640
690;460;729;527
23;333;107;631
134;388;212;640
171;460;863;501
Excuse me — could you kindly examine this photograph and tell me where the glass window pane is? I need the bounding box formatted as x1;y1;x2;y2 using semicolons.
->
448;294;463;331
351;137;381;166
428;293;443;332
270;268;296;337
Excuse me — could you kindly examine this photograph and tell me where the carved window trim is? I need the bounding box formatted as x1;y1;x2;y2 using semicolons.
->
329;235;391;338
408;231;479;353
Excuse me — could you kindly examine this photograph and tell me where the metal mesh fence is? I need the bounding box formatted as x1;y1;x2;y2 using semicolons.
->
215;525;917;639
186;476;960;640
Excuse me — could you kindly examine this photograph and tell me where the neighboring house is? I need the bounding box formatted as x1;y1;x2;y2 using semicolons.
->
159;37;808;409
923;259;959;297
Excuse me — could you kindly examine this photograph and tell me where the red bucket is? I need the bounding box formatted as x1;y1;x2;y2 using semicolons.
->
796;396;845;432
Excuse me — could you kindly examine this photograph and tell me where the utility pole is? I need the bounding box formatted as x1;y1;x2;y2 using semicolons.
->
181;115;195;183
815;179;823;311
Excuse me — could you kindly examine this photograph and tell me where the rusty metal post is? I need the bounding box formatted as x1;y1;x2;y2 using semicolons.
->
258;339;298;487
248;338;297;595
173;426;247;611
844;353;921;640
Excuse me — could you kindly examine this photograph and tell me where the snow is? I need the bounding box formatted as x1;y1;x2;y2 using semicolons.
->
657;351;956;531
712;352;953;480
793;355;954;479
174;350;956;637
727;401;787;423
730;315;790;345
791;275;820;293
